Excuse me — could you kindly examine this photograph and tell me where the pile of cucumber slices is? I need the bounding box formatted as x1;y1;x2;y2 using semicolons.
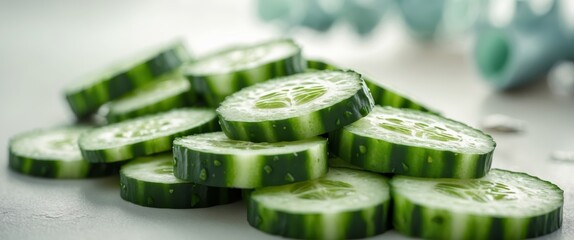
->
8;39;563;239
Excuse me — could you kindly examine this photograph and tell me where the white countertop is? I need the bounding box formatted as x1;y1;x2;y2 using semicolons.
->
1;0;573;239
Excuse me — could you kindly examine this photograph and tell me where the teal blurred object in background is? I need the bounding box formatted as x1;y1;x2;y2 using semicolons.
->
475;0;574;90
257;0;391;36
257;0;574;91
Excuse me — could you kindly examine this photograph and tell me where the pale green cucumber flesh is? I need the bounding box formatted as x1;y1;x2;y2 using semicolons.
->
248;168;391;239
391;169;563;239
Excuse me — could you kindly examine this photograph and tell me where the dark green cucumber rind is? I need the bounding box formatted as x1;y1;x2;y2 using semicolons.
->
306;59;340;71
65;42;190;119
81;119;220;163
219;76;374;143
188;53;306;107
8;150;121;178
106;91;196;123
173;143;328;188
247;196;391;239
364;80;437;114
306;59;435;113
392;188;563;239
120;172;240;209
329;129;493;178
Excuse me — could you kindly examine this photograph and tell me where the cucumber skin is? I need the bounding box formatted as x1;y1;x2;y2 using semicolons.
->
218;77;374;143
65;43;190;119
120;172;241;209
391;173;563;239
106;90;196;123
329;128;494;179
172;141;328;188
306;59;339;71
8;151;121;178
81;118;220;163
306;59;435;113
187;51;306;107
247;196;391;239
365;81;436;113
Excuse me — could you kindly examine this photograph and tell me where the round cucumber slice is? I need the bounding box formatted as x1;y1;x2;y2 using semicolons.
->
106;75;196;123
306;59;436;113
173;132;327;188
248;168;391;239
9;126;120;178
185;39;305;107
391;169;563;239
330;106;495;178
79;108;219;163
64;40;190;119
120;154;240;208
218;70;374;142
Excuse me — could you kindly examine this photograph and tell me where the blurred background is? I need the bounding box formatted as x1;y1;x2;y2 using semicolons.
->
0;0;573;239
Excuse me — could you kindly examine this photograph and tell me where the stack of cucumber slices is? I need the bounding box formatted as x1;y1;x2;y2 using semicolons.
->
8;39;563;239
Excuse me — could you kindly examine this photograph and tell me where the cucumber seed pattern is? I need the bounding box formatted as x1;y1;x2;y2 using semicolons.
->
435;180;517;202
290;179;355;200
255;82;327;109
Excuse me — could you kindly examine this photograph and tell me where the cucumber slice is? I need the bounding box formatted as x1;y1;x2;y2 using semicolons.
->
120;154;240;208
218;70;374;142
330;106;495;178
185;39;305;107
391;169;563;239
247;168;391;239
306;59;435;112
79;108;219;163
8;126;120;178
64;41;190;119
306;59;339;71
105;75;196;123
173;132;328;188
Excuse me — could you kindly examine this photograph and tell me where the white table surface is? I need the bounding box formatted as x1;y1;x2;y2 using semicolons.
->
1;0;573;239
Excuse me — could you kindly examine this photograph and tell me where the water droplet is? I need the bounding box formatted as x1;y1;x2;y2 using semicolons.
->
273;156;280;161
120;183;126;191
360;106;370;116
427;156;433;163
282;126;287;130
401;163;409;171
258;164;271;174
169;189;174;194
191;194;200;207
550;151;574;162
199;169;208;181
345;111;353;118
272;124;277;128
359;145;367;154
214;160;221;166
254;215;263;227
481;114;525;133
293;152;298;157
336;119;341;125
284;173;295;182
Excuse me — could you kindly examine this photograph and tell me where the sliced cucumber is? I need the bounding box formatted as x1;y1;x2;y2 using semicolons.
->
218;70;374;142
327;156;364;171
8;126;120;178
64;41;190;119
306;59;435;112
330;106;495;178
185;39;305;107
247;168;391;239
105;74;196;123
306;59;339;71
120;154;240;208
391;169;563;239
79;108;219;163
173;132;327;188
